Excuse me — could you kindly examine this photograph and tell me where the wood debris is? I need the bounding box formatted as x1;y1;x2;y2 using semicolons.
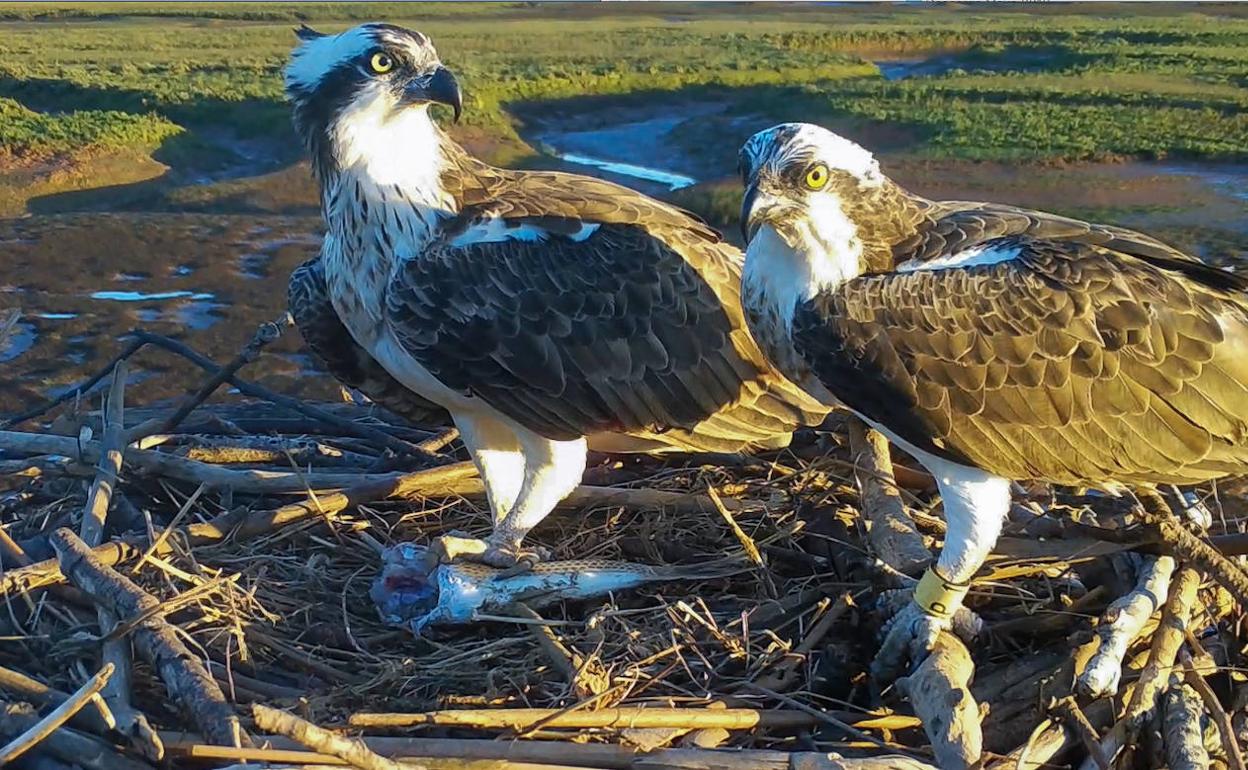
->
1;326;1246;769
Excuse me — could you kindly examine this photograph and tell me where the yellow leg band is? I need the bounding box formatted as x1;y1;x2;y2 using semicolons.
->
914;568;970;620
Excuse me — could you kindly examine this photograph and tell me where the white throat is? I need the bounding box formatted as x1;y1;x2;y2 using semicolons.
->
320;100;456;340
742;198;863;330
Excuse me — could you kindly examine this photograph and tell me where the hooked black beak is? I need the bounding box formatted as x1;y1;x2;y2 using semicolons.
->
740;183;760;244
405;65;462;122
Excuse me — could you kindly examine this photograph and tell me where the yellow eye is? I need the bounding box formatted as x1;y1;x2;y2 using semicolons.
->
805;164;830;190
370;52;394;74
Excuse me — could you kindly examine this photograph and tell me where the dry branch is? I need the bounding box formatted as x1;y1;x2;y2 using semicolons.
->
74;363;163;761
1163;679;1210;770
1082;566;1201;770
897;632;981;770
1079;554;1175;698
348;706;823;731
157;315;290;435
167;732;940;770
254;704;425;770
127;329;436;457
0;462;478;595
848;420;930;575
0;663;114;765
50;528;245;748
0;700;152;770
1181;650;1247;770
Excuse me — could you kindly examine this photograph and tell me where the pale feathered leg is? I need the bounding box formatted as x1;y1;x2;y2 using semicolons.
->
430;413;526;565
456;412;525;525
872;462;1010;685
483;432;588;568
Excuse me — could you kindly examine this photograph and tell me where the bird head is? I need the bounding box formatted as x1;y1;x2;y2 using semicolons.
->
284;23;462;171
737;123;896;321
738;122;884;248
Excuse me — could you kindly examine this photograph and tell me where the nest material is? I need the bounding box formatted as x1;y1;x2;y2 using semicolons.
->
1;324;1247;770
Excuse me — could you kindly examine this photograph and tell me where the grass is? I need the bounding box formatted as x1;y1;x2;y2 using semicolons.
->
0;3;1244;189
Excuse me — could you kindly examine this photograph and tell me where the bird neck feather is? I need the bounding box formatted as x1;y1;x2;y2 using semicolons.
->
316;105;465;337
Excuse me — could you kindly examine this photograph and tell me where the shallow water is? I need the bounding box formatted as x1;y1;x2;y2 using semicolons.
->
0;213;331;414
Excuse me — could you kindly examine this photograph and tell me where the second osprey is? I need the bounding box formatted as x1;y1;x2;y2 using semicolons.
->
283;24;827;566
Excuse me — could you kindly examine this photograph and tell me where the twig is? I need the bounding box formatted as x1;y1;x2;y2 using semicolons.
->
80;361;127;547
741;684;907;755
897;631;982;770
74;363;163;760
168;732;940;769
347;706;823;730
0;339;144;429
1136;499;1248;608
1081;566;1201;770
708;484;762;566
158;316;290;435
1181;649;1247;770
1162;678;1210;770
253;704;425;770
1078;554;1175;698
848;419;930;575
0;430;446;494
50;528;246;748
509;602;609;699
0;699;152;770
0;462;479;595
127;330;434;457
1049;696;1108;770
0;663;114;765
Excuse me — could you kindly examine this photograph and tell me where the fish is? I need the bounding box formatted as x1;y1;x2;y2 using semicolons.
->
370;542;750;632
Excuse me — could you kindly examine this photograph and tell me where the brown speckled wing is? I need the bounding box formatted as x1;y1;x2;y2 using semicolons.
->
385;169;827;449
288;258;448;426
795;219;1248;486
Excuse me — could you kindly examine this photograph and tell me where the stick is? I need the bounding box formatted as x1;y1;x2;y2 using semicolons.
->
0;430;443;494
0;461;728;596
509;602;609;699
50;528;246;748
848;420;930;575
1080;566;1201;770
0;663;114;765
348;706;823;730
1136;498;1248;608
79;362;127;547
74;363;162;760
127;330;432;457
253;704;425;770
0;462;477;595
1;339;144;429
1181;650;1247;770
0;699;153;770
897;632;981;770
707;485;762;566
1162;679;1210;770
1049;697;1108;770
1078;554;1175;698
167;732;940;770
158;316;289;435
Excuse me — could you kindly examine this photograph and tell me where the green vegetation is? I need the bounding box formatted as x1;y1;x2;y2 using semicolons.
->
0;2;1245;184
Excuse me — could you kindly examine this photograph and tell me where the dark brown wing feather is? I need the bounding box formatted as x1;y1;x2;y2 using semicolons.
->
385;167;827;449
796;230;1248;486
288;258;448;426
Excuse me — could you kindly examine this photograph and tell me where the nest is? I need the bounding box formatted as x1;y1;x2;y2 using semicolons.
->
1;321;1247;770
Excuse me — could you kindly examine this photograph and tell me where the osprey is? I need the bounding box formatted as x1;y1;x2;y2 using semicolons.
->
283;25;828;567
738;122;1248;675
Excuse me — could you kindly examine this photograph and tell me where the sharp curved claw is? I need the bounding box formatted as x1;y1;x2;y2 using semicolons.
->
871;601;948;688
481;542;551;571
